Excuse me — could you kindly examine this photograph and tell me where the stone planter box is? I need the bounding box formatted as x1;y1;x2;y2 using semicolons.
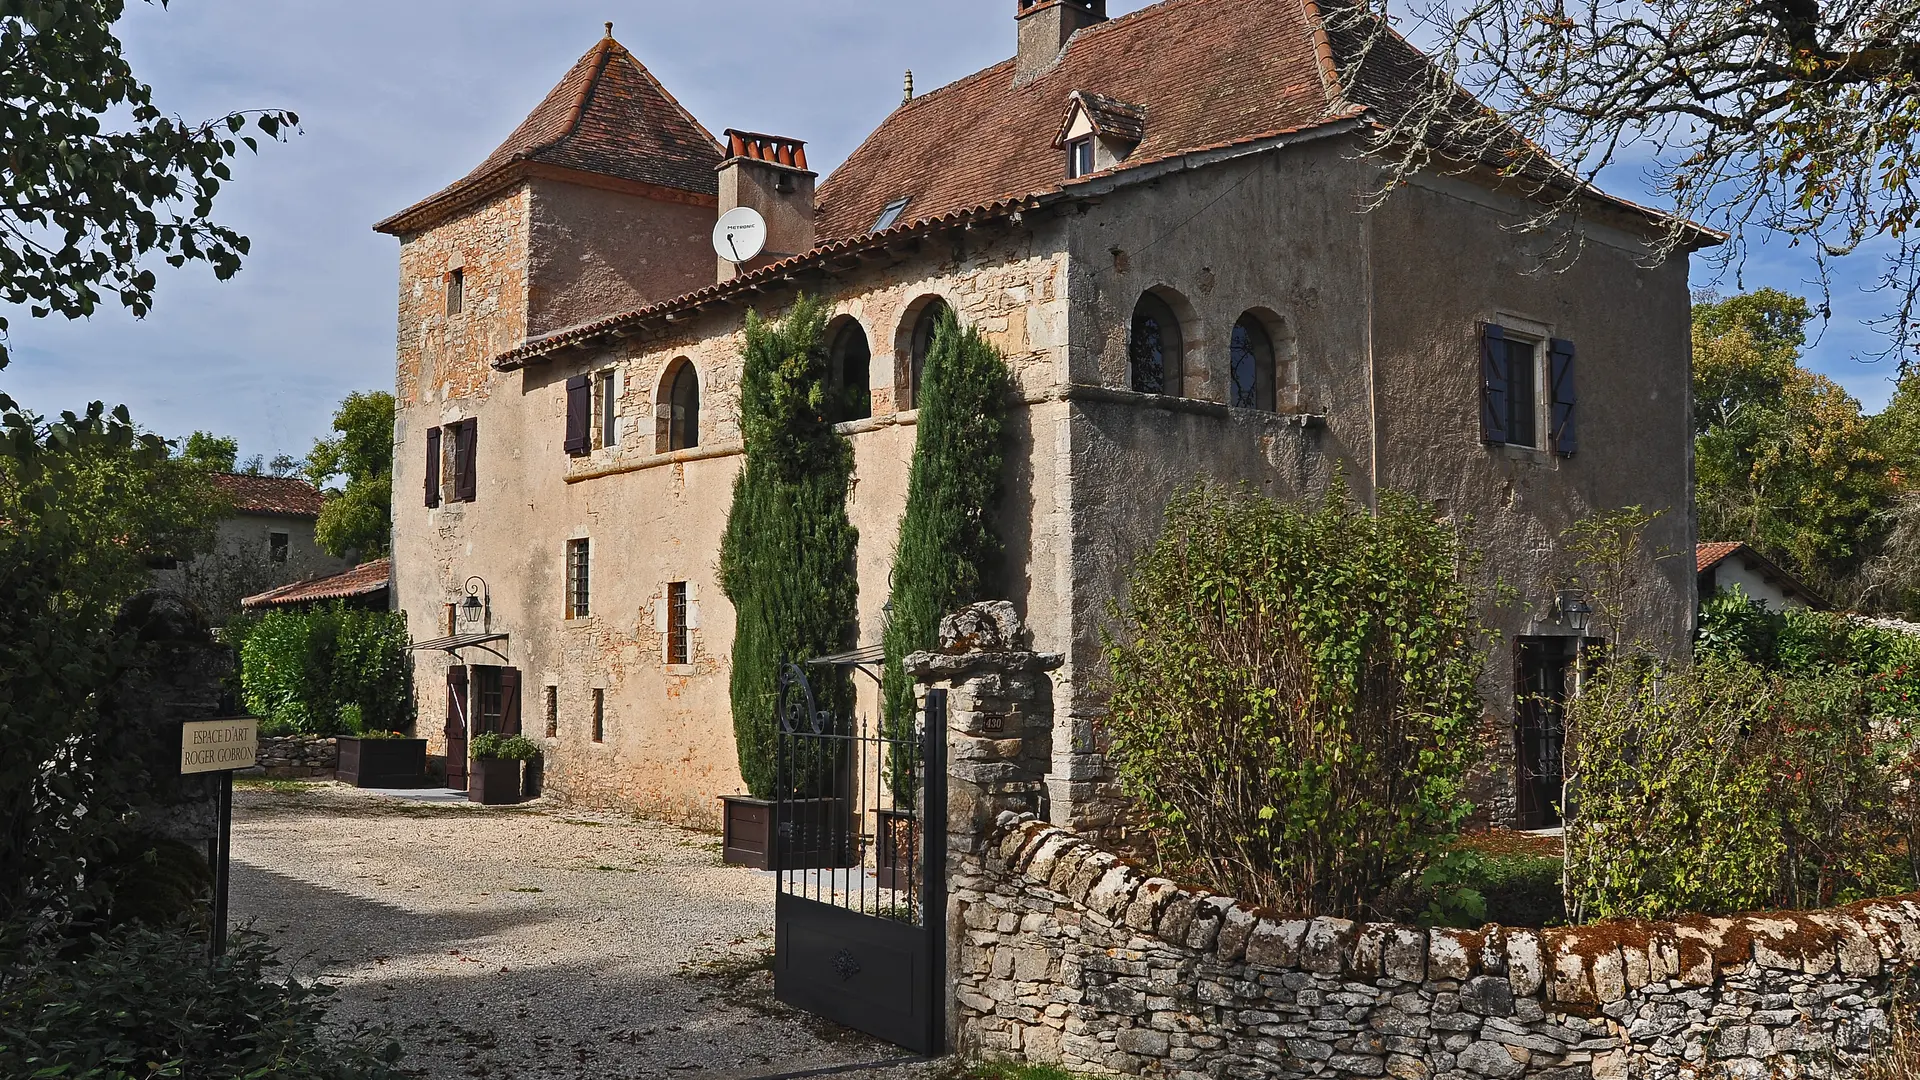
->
720;795;855;870
467;758;523;805
335;737;427;788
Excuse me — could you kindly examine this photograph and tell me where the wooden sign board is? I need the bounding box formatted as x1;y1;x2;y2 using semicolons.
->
181;717;259;775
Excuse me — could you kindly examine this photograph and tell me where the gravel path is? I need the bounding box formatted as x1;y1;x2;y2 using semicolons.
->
230;783;954;1080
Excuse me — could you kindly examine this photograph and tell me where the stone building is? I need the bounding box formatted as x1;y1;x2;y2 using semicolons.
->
154;473;352;623
377;0;1707;829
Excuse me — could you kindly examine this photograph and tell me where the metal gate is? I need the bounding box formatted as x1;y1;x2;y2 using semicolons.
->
771;661;946;1056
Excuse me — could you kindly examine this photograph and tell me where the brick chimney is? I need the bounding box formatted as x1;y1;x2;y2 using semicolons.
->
715;130;817;281
1015;0;1107;83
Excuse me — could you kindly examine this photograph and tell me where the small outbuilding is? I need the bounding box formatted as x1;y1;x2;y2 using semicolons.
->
241;557;392;612
1697;541;1828;611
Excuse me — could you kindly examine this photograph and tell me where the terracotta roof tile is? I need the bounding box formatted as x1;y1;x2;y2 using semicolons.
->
376;34;723;235
1056;90;1149;147
816;0;1337;242
1697;540;1744;574
213;474;325;518
242;559;391;610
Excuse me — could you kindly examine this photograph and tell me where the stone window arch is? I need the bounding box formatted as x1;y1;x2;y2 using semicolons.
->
895;295;952;411
657;358;700;453
1128;290;1185;396
1230;313;1277;411
826;315;873;423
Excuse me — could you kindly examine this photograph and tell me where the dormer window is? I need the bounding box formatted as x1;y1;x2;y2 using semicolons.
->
1054;90;1146;181
873;196;911;232
1067;136;1095;179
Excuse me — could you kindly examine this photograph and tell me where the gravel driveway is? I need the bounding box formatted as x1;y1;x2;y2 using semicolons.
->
230;783;950;1080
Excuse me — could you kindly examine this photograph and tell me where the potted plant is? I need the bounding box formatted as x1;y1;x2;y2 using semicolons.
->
469;733;539;805
336;728;429;788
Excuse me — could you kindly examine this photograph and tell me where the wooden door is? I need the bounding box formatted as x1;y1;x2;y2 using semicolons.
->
445;665;469;790
1514;639;1572;829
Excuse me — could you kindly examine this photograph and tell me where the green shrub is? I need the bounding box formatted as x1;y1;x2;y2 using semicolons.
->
1415;849;1565;928
880;307;1010;803
0;925;400;1079
1103;483;1486;917
717;295;860;798
1566;653;1915;920
240;605;410;737
470;733;540;761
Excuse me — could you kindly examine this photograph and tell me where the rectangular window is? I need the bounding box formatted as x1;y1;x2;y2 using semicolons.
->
598;369;619;448
269;531;290;564
424;426;441;508
1480;325;1546;450
566;538;591;619
475;666;504;735
591;688;605;742
1504;338;1538;448
872;196;910;233
544;685;558;739
446;268;464;316
449;418;477;501
667;581;691;665
1067;136;1095;179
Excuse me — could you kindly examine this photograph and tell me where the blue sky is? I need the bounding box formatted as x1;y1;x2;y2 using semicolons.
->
0;0;1898;462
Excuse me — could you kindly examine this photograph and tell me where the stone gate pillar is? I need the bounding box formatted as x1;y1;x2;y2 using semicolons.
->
905;600;1062;1051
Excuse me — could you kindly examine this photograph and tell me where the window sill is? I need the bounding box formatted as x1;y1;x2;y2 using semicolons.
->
1491;443;1554;465
664;663;698;677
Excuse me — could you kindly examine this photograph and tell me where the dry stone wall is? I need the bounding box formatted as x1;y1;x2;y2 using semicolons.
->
952;815;1915;1079
251;735;337;778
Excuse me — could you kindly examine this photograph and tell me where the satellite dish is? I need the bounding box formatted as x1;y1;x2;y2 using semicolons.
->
713;207;768;265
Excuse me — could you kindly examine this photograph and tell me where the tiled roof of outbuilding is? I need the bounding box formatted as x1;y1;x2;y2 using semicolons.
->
375;32;723;235
1696;541;1745;574
213;474;324;518
242;559;391;610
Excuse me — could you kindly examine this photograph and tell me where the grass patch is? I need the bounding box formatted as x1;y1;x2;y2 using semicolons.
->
233;777;318;794
939;1062;1088;1080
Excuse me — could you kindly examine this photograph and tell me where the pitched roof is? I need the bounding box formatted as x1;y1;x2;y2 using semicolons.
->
1696;541;1745;574
1055;90;1149;147
1696;541;1830;610
213;474;325;518
816;0;1345;241
375;33;723;235
242;559;392;610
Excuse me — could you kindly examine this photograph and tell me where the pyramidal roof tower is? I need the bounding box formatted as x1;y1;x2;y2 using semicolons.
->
377;27;724;236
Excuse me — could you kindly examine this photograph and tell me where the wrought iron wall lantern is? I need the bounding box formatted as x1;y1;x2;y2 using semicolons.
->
461;576;490;625
1555;587;1593;634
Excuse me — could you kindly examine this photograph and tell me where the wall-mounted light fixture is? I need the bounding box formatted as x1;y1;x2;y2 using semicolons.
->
1555;588;1592;635
461;576;490;626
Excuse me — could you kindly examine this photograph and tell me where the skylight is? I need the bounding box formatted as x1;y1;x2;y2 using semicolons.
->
872;197;911;232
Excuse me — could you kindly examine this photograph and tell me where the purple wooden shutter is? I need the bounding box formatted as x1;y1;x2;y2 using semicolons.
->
453;419;478;502
564;375;591;456
1480;324;1510;444
1549;338;1577;456
424;426;441;508
500;668;522;735
445;665;469;789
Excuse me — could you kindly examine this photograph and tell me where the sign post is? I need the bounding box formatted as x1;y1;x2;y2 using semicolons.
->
181;717;259;958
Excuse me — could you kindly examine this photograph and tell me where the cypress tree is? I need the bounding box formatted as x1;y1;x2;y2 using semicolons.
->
880;308;1012;774
717;295;860;798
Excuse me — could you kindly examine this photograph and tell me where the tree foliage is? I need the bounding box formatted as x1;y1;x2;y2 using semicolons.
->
179;430;238;472
1693;289;1890;592
305;391;394;559
880;309;1011;786
0;0;296;371
716;296;860;799
239;604;411;737
1102;483;1486;918
1331;0;1920;353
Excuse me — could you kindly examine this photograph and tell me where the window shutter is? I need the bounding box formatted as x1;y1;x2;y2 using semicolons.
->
564;375;591;456
445;665;469;788
500;668;522;736
1480;324;1511;444
424;427;441;508
453;419;478;502
1549;338;1577;456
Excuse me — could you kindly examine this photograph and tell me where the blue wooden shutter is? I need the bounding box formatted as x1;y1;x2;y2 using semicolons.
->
1549;338;1577;456
564;375;591;456
1481;324;1510;444
424;426;441;508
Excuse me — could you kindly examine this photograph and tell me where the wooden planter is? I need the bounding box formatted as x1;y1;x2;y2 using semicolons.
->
335;737;427;788
467;758;523;805
720;795;856;870
874;808;920;891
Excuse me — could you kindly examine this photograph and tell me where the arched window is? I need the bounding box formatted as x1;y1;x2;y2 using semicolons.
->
660;359;700;452
827;318;872;423
1230;314;1277;411
906;299;950;410
1128;292;1183;396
